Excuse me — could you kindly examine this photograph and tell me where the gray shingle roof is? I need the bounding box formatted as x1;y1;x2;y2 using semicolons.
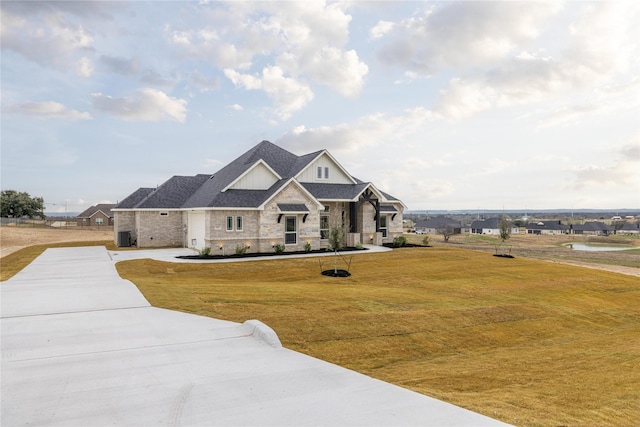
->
277;203;309;212
116;141;403;210
115;188;154;209
300;182;370;200
573;222;612;232
77;204;116;218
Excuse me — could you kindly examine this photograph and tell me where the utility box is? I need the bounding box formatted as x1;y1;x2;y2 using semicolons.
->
118;231;131;247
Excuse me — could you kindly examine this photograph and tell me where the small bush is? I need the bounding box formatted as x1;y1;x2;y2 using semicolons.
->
274;243;285;254
355;242;363;250
304;242;312;252
422;235;430;246
393;235;407;248
235;244;248;255
199;247;211;257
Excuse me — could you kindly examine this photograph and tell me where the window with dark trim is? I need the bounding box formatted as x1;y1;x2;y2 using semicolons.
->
285;216;297;245
236;216;243;231
226;216;234;231
380;215;388;238
320;215;329;239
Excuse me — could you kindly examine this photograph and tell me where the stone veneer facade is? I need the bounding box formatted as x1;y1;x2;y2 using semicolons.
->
114;183;404;252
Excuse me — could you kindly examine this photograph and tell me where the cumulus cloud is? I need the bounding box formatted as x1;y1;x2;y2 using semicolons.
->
92;88;187;122
225;66;313;120
278;107;436;154
375;2;559;72
170;1;367;119
0;2;98;76
4;101;91;120
431;2;639;121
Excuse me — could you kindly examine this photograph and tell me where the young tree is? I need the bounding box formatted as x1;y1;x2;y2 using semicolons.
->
328;225;345;274
499;215;511;244
437;226;454;242
0;190;45;219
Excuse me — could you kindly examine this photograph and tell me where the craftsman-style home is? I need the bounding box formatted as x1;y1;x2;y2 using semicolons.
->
113;141;405;252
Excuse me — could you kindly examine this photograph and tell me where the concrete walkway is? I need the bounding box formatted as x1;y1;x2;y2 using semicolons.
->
2;246;510;426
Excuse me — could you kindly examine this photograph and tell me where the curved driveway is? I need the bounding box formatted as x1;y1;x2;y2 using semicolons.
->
1;246;509;426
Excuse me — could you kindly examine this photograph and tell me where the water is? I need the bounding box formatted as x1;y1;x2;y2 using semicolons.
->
567;243;635;252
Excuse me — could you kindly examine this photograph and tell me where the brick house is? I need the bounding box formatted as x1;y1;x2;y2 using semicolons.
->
76;204;115;226
113;141;405;252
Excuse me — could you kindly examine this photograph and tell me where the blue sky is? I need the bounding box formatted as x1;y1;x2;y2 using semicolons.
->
1;1;639;213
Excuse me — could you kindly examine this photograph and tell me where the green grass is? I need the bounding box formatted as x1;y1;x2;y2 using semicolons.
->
115;247;640;427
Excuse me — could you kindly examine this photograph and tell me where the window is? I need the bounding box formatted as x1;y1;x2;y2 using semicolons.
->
236;216;243;231
317;166;329;180
380;215;388;238
285;216;297;245
226;216;234;231
320;215;329;239
96;217;104;226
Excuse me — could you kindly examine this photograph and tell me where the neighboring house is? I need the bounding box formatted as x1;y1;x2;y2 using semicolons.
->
526;221;568;235
113;141;405;251
571;221;612;236
470;217;519;235
616;222;640;235
414;217;462;235
76;204;115;226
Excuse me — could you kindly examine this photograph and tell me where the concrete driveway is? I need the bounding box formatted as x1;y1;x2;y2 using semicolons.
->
1;246;509;426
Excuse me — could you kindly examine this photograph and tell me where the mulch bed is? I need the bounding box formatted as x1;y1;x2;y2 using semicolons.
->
176;246;368;260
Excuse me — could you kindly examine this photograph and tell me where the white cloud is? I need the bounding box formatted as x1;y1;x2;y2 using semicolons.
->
225;66;313;121
376;2;560;73
369;20;394;40
432;2;639;121
4;101;91;120
92;88;187;122
169;1;367;117
0;3;97;72
76;56;94;77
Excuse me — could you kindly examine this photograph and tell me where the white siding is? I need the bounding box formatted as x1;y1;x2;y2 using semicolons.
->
297;153;353;184
230;162;279;190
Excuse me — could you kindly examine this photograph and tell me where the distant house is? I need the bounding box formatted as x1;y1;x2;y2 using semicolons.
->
526;221;568;235
414;217;462;235
572;221;612;236
617;223;640;235
470;217;518;235
76;204;115;226
113;141;405;251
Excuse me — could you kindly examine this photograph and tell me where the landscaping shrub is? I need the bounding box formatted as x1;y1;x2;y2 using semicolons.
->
199;246;211;257
393;235;407;247
274;243;284;254
235;244;248;255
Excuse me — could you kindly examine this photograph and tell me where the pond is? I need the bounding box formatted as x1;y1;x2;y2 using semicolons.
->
566;243;636;252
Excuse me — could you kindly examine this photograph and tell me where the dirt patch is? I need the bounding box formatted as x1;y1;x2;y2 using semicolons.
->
0;225;114;258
